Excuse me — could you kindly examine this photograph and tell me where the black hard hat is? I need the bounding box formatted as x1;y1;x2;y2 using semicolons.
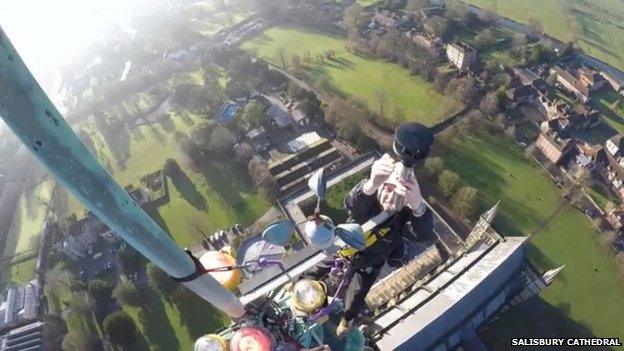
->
393;123;434;167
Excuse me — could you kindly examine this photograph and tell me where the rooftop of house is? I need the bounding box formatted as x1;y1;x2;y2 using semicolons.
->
552;65;577;86
505;84;536;100
512;67;540;85
538;132;573;152
448;41;476;54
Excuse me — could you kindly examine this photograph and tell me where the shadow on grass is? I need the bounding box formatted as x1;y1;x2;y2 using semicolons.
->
137;292;180;351
170;169;208;212
146;208;172;237
432;131;556;237
174;292;229;339
159;115;175;133
480;295;618;351
199;162;250;215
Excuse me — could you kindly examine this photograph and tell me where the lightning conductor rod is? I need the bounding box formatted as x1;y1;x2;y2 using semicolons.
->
0;26;245;318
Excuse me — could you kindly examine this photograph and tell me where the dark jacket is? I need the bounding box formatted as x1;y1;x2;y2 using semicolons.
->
344;179;435;270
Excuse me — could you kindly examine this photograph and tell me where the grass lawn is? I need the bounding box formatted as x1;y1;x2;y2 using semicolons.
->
435;131;563;236
123;288;229;351
157;162;270;247
80;105;270;248
7;257;37;284
586;185;610;209
434;129;624;346
464;0;624;72
482;206;624;348
242;26;461;126
592;89;624;132
3;179;54;257
323;172;366;223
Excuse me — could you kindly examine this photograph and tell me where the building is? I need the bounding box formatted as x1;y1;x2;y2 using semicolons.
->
550;65;606;103
534;91;600;137
372;8;399;28
0;281;39;330
594;134;624;202
505;85;537;109
601;69;624;93
268;133;344;194
246;127;270;152
605;207;624;231
16;282;38;321
605;133;624;157
535;133;576;165
61;216;99;261
406;29;442;54
446;41;476;71
511;67;540;86
0;321;44;351
238;161;530;350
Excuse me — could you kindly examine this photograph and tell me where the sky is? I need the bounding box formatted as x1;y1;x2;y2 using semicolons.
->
0;0;151;130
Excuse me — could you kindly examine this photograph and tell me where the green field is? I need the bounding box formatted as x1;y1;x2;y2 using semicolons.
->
157;161;270;247
5;257;37;285
242;26;461;126
586;185;610;209
436;132;563;236
123;288;229;351
465;0;624;72
3;180;54;256
434;130;624;346
76;107;271;248
592;89;624;132
1;180;55;286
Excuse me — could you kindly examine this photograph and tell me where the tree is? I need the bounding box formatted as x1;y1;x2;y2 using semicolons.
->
474;29;496;49
452;186;478;217
43;314;67;351
45;268;78;312
561;41;575;57
291;54;303;72
424;157;444;178
276;48;288;70
163;158;181;177
433;72;452;93
67;292;94;317
451;75;477;104
210;126;236;155
424;16;450;40
241;100;266;129
528;17;544;35
174;131;202;163
248;157;278;200
528;43;554;64
190;119;217;150
375;90;389;119
146;262;176;295
88;279;113;307
234;142;254;165
438;170;460;198
61;330;97;351
405;0;429;12
343;3;366;38
479;91;500;117
224;78;245;99
103;311;137;349
117;245;145;275
112;279;142;306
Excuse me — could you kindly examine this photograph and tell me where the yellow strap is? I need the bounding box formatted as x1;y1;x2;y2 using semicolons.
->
338;227;391;258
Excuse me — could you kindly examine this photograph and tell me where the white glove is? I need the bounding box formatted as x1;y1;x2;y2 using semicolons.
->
363;154;395;195
394;177;426;216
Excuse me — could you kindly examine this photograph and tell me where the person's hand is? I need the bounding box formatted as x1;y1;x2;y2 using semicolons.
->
395;177;426;216
363;154;395;195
